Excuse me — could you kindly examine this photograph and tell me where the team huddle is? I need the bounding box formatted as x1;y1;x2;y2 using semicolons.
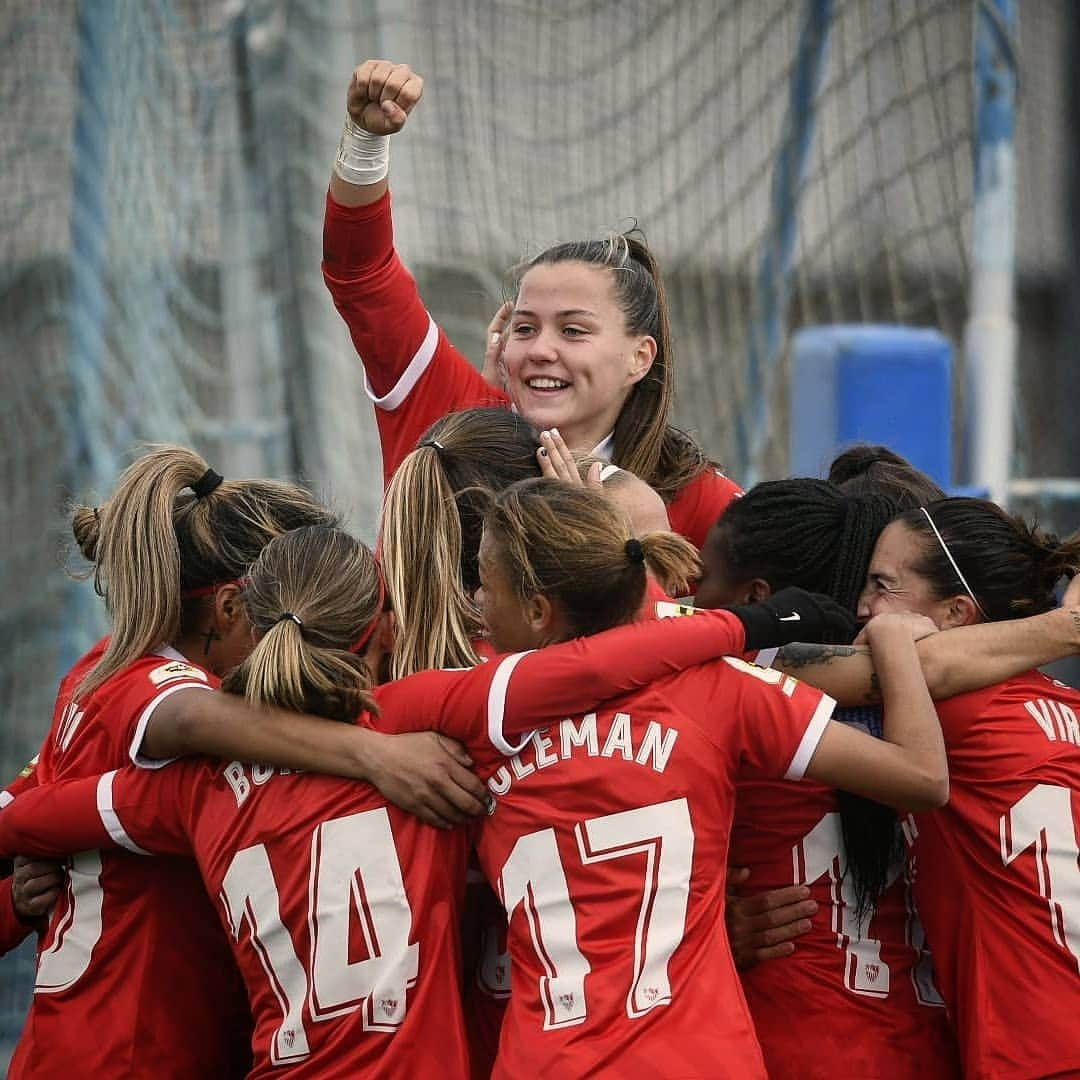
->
1;60;1079;1080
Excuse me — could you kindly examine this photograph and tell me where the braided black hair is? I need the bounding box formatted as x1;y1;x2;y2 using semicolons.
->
710;477;903;915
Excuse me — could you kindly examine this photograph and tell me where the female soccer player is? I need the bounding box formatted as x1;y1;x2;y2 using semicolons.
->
381;408;682;681
694;478;962;1078
0;521;848;1076
380;407;544;677
6;444;487;1080
373;478;949;1077
858;498;1080;1078
322;59;740;551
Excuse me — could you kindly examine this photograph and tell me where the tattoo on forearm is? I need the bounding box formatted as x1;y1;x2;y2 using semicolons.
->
774;643;859;668
866;670;882;704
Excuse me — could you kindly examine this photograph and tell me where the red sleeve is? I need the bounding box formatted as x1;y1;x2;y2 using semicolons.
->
321;190;508;485
0;775;113;858
666;467;743;551
0;878;35;956
86;658;214;772
2;754;40;803
0;757;48;955
0;763;199;861
374;609;748;756
712;656;836;780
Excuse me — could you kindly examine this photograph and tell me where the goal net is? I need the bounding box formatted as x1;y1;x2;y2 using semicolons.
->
0;0;991;1049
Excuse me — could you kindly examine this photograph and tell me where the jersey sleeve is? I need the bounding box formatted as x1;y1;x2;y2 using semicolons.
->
0;753;40;807
91;658;214;771
0;754;52;955
665;467;743;551
321;190;508;485
0;877;35;956
374;608;748;756
713;656;836;781
0;762;201;861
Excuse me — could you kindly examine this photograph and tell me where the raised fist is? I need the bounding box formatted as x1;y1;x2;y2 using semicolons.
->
346;59;424;135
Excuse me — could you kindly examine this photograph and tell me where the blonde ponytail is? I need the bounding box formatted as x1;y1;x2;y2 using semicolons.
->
73;443;336;700
76;445;215;698
222;526;381;722
381;446;483;678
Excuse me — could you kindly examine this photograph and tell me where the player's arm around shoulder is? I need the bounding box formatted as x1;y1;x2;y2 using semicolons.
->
804;613;947;811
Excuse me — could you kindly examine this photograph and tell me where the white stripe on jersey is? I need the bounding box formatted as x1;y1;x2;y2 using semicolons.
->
363;314;439;411
487;651;538;757
128;681;213;770
96;771;151;855
785;693;837;780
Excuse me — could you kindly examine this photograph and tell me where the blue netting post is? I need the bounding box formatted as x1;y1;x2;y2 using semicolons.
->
737;0;832;485
63;0;117;671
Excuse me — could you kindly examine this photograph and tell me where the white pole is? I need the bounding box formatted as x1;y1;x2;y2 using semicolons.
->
964;0;1019;507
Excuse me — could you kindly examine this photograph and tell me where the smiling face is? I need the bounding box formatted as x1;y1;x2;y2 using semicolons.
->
857;520;955;627
502;261;656;450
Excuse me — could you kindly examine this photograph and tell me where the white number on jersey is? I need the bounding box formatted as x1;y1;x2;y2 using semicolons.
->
220;807;418;1065
795;812;943;1004
34;850;104;994
1000;783;1080;971
498;797;694;1029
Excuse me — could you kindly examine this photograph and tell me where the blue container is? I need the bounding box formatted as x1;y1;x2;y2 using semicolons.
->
789;325;953;487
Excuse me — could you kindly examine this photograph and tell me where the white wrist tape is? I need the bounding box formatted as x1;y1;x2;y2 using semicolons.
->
333;115;390;186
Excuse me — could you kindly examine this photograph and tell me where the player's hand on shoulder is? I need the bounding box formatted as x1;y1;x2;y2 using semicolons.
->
347;60;424;135
363;730;488;830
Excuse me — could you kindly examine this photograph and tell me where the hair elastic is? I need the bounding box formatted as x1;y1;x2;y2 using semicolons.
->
625;537;645;564
190;468;224;499
920;507;989;619
419;439;445;452
277;612;304;629
348;568;387;655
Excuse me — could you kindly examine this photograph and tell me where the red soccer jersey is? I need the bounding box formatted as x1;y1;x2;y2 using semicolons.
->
905;670;1080;1079
9;642;251;1080
0;612;750;1077
0;753;45;956
377;652;836;1078
730;777;960;1079
0;756;473;1079
321;191;742;548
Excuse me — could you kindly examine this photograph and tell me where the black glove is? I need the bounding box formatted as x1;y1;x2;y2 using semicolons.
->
722;587;857;651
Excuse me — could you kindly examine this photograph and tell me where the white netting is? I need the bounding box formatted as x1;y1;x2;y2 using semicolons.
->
0;0;1005;1050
